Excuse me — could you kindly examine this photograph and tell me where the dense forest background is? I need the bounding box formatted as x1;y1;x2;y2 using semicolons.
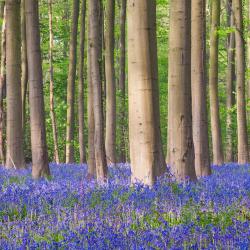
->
32;0;249;162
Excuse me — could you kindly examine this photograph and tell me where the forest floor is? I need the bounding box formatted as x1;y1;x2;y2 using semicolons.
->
0;163;249;249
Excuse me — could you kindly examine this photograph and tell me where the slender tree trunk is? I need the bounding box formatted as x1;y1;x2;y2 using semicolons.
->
48;0;60;163
87;45;96;177
225;0;235;162
25;0;50;178
65;0;80;163
105;0;116;165
128;0;165;185
89;0;107;181
167;1;196;181
5;0;25;169
209;0;224;165
118;0;126;163
149;1;166;177
233;0;249;163
78;0;86;164
21;0;28;132
191;0;211;177
0;4;6;165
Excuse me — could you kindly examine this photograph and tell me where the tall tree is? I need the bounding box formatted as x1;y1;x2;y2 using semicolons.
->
78;0;86;164
48;0;60;163
87;45;96;177
0;3;6;165
118;0;126;163
21;0;28;131
225;0;235;162
167;1;196;181
5;0;25;169
191;0;211;177
209;0;224;165
25;0;50;178
65;0;80;163
89;0;107;181
233;0;249;163
105;0;116;165
128;0;165;185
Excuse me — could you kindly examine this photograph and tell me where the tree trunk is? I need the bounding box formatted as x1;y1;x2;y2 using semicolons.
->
0;4;6;165
89;0;107;181
118;0;126;163
65;0;80;163
128;0;165;186
167;1;196;181
191;0;211;177
209;0;224;165
5;0;25;169
225;0;235;162
105;0;116;165
233;0;249;163
21;0;28;132
25;0;50;178
87;45;96;177
78;0;86;164
48;0;60;163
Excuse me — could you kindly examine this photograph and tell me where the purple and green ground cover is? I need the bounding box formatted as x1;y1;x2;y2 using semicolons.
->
0;163;249;249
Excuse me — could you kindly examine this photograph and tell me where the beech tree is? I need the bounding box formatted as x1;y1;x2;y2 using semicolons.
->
5;0;25;169
65;0;79;163
78;0;86;164
105;0;116;165
167;1;196;181
89;0;107;181
233;0;249;163
128;0;165;185
25;0;50;178
209;0;224;166
87;45;96;177
48;0;60;163
21;0;27;132
191;0;211;177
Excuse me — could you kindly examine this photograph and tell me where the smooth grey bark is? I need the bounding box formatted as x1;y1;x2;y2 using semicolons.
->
168;0;196;181
78;0;87;164
5;0;25;169
65;0;80;163
25;0;50;178
89;0;107;181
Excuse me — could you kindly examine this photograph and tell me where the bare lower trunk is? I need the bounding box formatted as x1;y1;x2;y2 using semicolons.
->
21;0;28;132
89;0;107;181
78;0;86;164
118;0;126;163
25;0;50;178
225;0;235;162
87;45;96;177
209;0;224;165
191;0;211;177
48;0;60;163
0;5;6;165
168;1;196;181
65;0;80;163
5;0;25;169
128;0;165;185
105;0;116;165
233;0;249;163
